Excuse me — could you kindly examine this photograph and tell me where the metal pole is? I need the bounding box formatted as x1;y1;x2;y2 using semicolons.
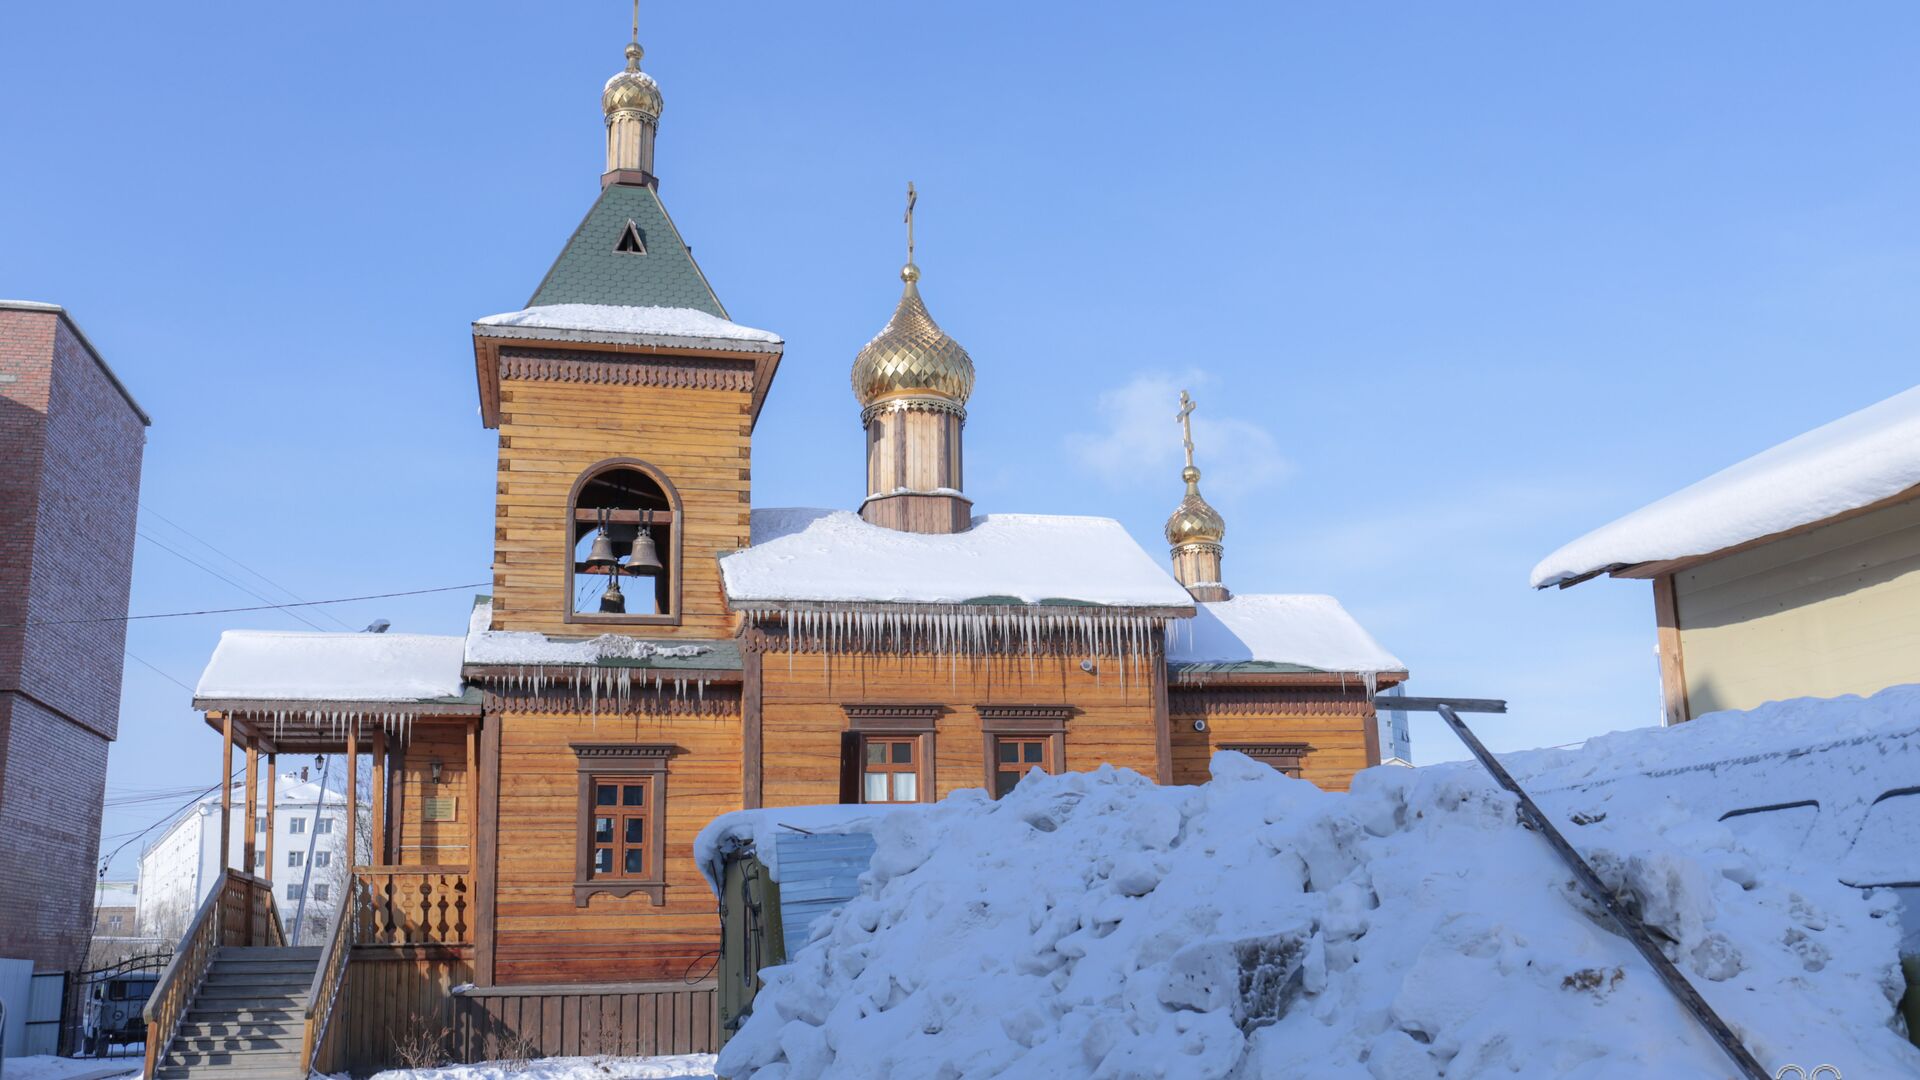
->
1433;704;1769;1080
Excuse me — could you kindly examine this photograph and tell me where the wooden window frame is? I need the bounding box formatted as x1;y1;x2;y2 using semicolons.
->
841;705;940;805
1218;742;1314;778
978;705;1070;798
571;743;672;906
564;458;685;629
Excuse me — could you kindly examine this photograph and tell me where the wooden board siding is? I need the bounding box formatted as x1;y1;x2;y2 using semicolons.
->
491;375;752;638
1167;686;1376;791
759;647;1161;807
1672;493;1920;718
341;952;716;1070
492;706;742;985
395;723;473;867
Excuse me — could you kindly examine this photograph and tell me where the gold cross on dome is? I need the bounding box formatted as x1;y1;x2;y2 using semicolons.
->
1176;390;1197;468
904;181;917;264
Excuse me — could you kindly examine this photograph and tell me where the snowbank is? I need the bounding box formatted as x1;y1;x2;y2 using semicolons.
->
720;509;1195;609
1532;382;1920;587
1169;595;1405;675
475;304;781;350
719;754;1919;1078
367;1055;715;1080
195;630;466;702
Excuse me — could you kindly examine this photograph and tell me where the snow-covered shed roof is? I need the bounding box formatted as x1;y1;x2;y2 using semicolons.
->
194;630;470;705
1167;595;1405;676
474;303;783;354
1533;383;1920;588
462;597;741;671
719;509;1196;610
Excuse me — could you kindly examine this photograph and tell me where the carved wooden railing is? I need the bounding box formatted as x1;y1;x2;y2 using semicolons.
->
299;875;357;1076
354;866;471;946
142;870;284;1078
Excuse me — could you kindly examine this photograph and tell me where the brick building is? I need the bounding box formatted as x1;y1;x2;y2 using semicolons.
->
0;300;148;973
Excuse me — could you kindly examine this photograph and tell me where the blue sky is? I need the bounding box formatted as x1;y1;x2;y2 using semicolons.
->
5;3;1918;878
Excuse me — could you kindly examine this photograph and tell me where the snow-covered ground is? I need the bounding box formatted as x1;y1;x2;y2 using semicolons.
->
718;692;1920;1078
0;1057;136;1080
366;1054;716;1080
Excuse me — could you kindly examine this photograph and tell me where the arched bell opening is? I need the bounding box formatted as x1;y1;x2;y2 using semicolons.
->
567;460;680;622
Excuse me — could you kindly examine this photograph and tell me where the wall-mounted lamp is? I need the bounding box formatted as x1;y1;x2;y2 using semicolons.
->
429;759;444;786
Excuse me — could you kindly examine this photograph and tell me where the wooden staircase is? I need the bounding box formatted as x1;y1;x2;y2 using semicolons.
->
154;947;321;1080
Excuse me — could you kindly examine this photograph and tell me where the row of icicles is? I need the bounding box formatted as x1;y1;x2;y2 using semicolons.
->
268;710;420;743
774;608;1171;691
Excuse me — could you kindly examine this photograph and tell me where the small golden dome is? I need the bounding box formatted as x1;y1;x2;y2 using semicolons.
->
603;42;663;119
851;264;975;409
1165;465;1226;546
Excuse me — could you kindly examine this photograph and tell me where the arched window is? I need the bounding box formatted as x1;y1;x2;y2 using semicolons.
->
568;459;680;624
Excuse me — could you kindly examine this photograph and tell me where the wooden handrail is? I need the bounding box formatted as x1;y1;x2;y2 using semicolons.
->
299;875;357;1075
141;870;231;1079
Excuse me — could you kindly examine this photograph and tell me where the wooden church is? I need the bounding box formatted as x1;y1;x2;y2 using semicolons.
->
153;28;1406;1077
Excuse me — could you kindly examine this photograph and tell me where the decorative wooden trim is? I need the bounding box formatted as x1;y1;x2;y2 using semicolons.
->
842;704;943;731
1168;686;1375;717
482;686;740;718
473;712;500;986
500;348;755;392
571;744;672;906
1653;573;1691;724
742;640;763;810
564;457;685;629
1168;670;1409;689
1218;742;1314;777
1151;630;1172;786
975;704;1072;733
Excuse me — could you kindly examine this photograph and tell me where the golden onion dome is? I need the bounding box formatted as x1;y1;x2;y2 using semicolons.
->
1165;465;1226;546
851;264;976;409
603;42;663;119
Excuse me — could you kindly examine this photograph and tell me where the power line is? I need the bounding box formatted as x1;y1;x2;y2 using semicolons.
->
98;765;244;873
125;650;197;694
137;531;330;632
138;502;356;631
0;581;489;631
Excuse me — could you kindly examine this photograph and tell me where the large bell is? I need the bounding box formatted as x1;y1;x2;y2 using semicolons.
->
585;528;619;569
599;574;626;614
624;528;664;576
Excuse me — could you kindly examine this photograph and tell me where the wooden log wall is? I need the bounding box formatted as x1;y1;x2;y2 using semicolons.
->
759;647;1162;806
491;369;752;638
1167;685;1378;791
493;704;741;984
340;953;717;1072
395;724;473;866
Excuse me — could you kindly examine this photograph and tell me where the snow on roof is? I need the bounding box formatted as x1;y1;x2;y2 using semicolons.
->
1168;594;1405;674
195;630;467;703
1533;383;1920;588
462;598;732;668
720;509;1196;609
474;303;783;353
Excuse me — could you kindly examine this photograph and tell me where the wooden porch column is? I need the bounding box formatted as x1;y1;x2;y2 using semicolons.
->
1653;574;1692;725
243;740;260;876
465;722;478;868
371;728;389;865
264;757;277;883
345;719;360;869
387;736;405;863
218;713;234;875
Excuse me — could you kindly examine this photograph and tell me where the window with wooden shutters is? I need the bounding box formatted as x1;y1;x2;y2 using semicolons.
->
840;705;940;805
572;744;671;906
977;705;1071;799
1218;742;1313;778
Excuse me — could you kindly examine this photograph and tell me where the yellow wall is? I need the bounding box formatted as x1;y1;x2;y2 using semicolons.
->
1675;495;1920;717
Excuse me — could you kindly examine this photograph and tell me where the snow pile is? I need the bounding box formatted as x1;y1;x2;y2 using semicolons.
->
1533;382;1920;587
367;1055;715;1080
719;757;1918;1079
195;630;466;702
721;509;1194;608
475;304;782;349
1169;595;1404;675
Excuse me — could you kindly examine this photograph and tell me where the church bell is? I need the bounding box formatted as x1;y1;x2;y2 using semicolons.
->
624;527;664;576
599;574;626;614
586;528;619;569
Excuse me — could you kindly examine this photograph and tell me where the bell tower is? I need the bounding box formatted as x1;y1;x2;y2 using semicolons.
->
850;185;975;534
1165;391;1229;602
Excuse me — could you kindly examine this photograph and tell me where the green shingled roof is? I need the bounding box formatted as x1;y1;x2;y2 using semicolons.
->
527;183;728;316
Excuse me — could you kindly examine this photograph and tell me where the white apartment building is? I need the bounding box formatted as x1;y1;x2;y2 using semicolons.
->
136;771;363;945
